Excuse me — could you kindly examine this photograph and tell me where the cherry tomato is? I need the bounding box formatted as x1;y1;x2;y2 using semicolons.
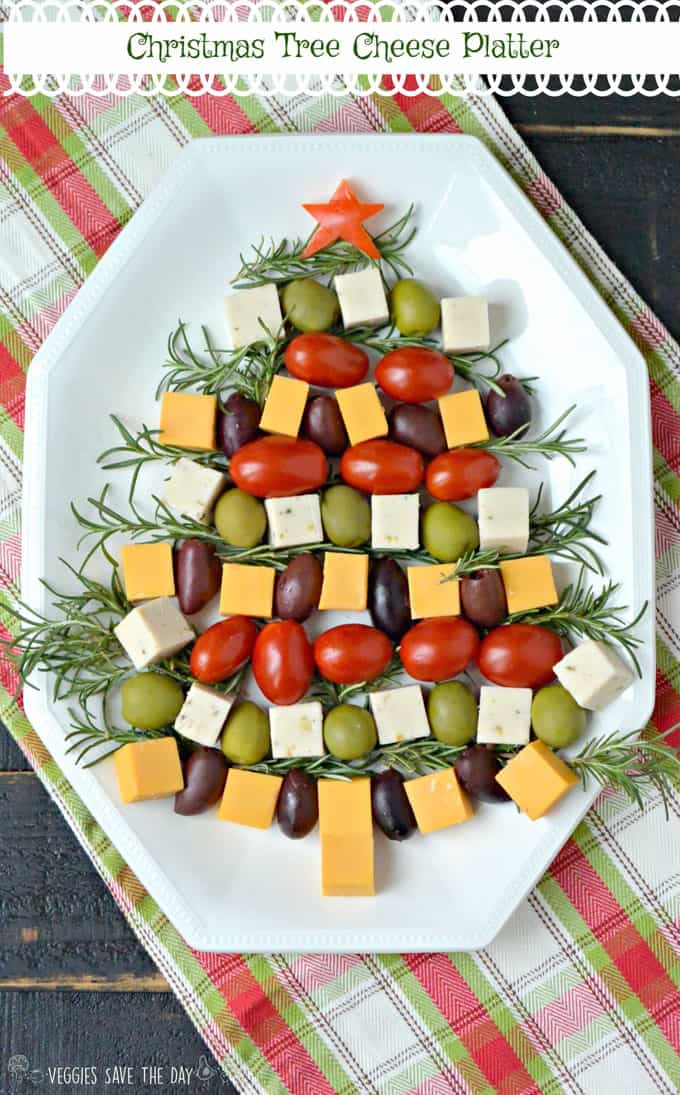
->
478;624;563;688
400;617;480;682
252;621;314;705
190;617;257;684
426;449;500;501
284;333;369;389
375;347;453;404
230;435;327;498
314;624;393;685
340;440;424;495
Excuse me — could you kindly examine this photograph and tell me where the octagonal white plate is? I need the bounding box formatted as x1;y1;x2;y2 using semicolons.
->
21;135;654;952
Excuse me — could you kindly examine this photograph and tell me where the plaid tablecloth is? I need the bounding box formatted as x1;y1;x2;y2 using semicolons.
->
1;70;679;1094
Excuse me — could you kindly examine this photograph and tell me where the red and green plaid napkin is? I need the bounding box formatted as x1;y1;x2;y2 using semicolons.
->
1;71;679;1093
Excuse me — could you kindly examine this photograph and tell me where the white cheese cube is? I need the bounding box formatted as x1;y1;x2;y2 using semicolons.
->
225;283;283;348
174;683;234;747
161;457;227;524
369;685;430;746
371;494;420;551
114;598;194;670
478;487;529;555
554;640;634;710
265;494;323;549
270;701;324;759
334;267;389;329
441;296;490;354
477;686;531;745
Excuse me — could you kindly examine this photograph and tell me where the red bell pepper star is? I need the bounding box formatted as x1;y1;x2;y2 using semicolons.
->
302;180;384;260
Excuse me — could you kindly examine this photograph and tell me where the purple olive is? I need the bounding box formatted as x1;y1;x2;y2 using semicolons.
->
174;747;229;815
277;769;319;838
388;403;447;457
174;539;222;615
301;395;349;456
217;393;261;456
274;554;323;621
368;558;411;641
455;745;509;802
371;769;417;841
460;569;507;629
485;376;531;439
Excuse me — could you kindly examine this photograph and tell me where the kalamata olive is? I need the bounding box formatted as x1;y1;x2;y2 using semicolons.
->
276;769;319;838
460;569;508;628
274;554;323;621
217;393;261;456
371;769;417;841
174;747;229;815
174;539;222;615
485;376;532;439
301;395;349;456
368;558;411;641
455;745;510;803
388;404;447;457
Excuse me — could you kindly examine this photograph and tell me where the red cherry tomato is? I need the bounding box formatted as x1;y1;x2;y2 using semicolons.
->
375;347;454;404
400;617;480;682
252;621;314;705
340;440;424;495
426;449;500;501
230;435;327;498
190;617;257;684
284;333;369;389
314;624;393;685
478;624;563;688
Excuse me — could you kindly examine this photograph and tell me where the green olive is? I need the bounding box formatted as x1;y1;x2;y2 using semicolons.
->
531;686;586;749
214;488;266;548
390;279;440;337
321;485;371;547
323;704;377;760
422;502;479;562
121;673;184;731
427;681;478;745
220;701;270;765
281;279;340;333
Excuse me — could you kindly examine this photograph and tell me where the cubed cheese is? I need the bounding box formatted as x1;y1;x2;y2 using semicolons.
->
159;392;217;451
114;598;194;670
218;769;283;828
161;457;227;524
407;564;460;619
404;768;473;834
120;543;175;603
318;552;369;611
554;639;634;710
336;383;388;446
368;685;430;746
477;686;531;745
478;487;529;554
438;389;489;448
269;701;324;759
318;779;374;896
114;737;184;804
334;267;389;329
441;296;490;354
225;283;283;349
264;494;323;549
174;683;234;747
371;493;419;551
219;563;275;618
495;740;579;820
259;375;309;438
499;556;558;614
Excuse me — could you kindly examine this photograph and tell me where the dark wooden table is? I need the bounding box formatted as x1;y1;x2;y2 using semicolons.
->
1;94;678;1094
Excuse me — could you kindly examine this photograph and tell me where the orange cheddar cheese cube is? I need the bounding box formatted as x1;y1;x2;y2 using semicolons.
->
259;374;309;437
218;769;283;828
495;740;579;820
219;563;275;618
499;556;558;615
114;737;184;804
404;768;473;834
407;564;460;619
318;778;375;896
438;389;489;448
160;391;217;450
120;542;175;603
336;383;388;447
318;552;369;611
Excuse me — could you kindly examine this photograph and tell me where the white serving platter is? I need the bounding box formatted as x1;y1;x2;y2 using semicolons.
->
21;135;655;952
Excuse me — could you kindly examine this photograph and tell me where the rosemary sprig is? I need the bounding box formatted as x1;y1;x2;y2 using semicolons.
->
529;471;606;574
377;738;469;775
569;726;680;817
157;320;287;405
64;704;167;768
475;406;586;468
243;753;373;781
